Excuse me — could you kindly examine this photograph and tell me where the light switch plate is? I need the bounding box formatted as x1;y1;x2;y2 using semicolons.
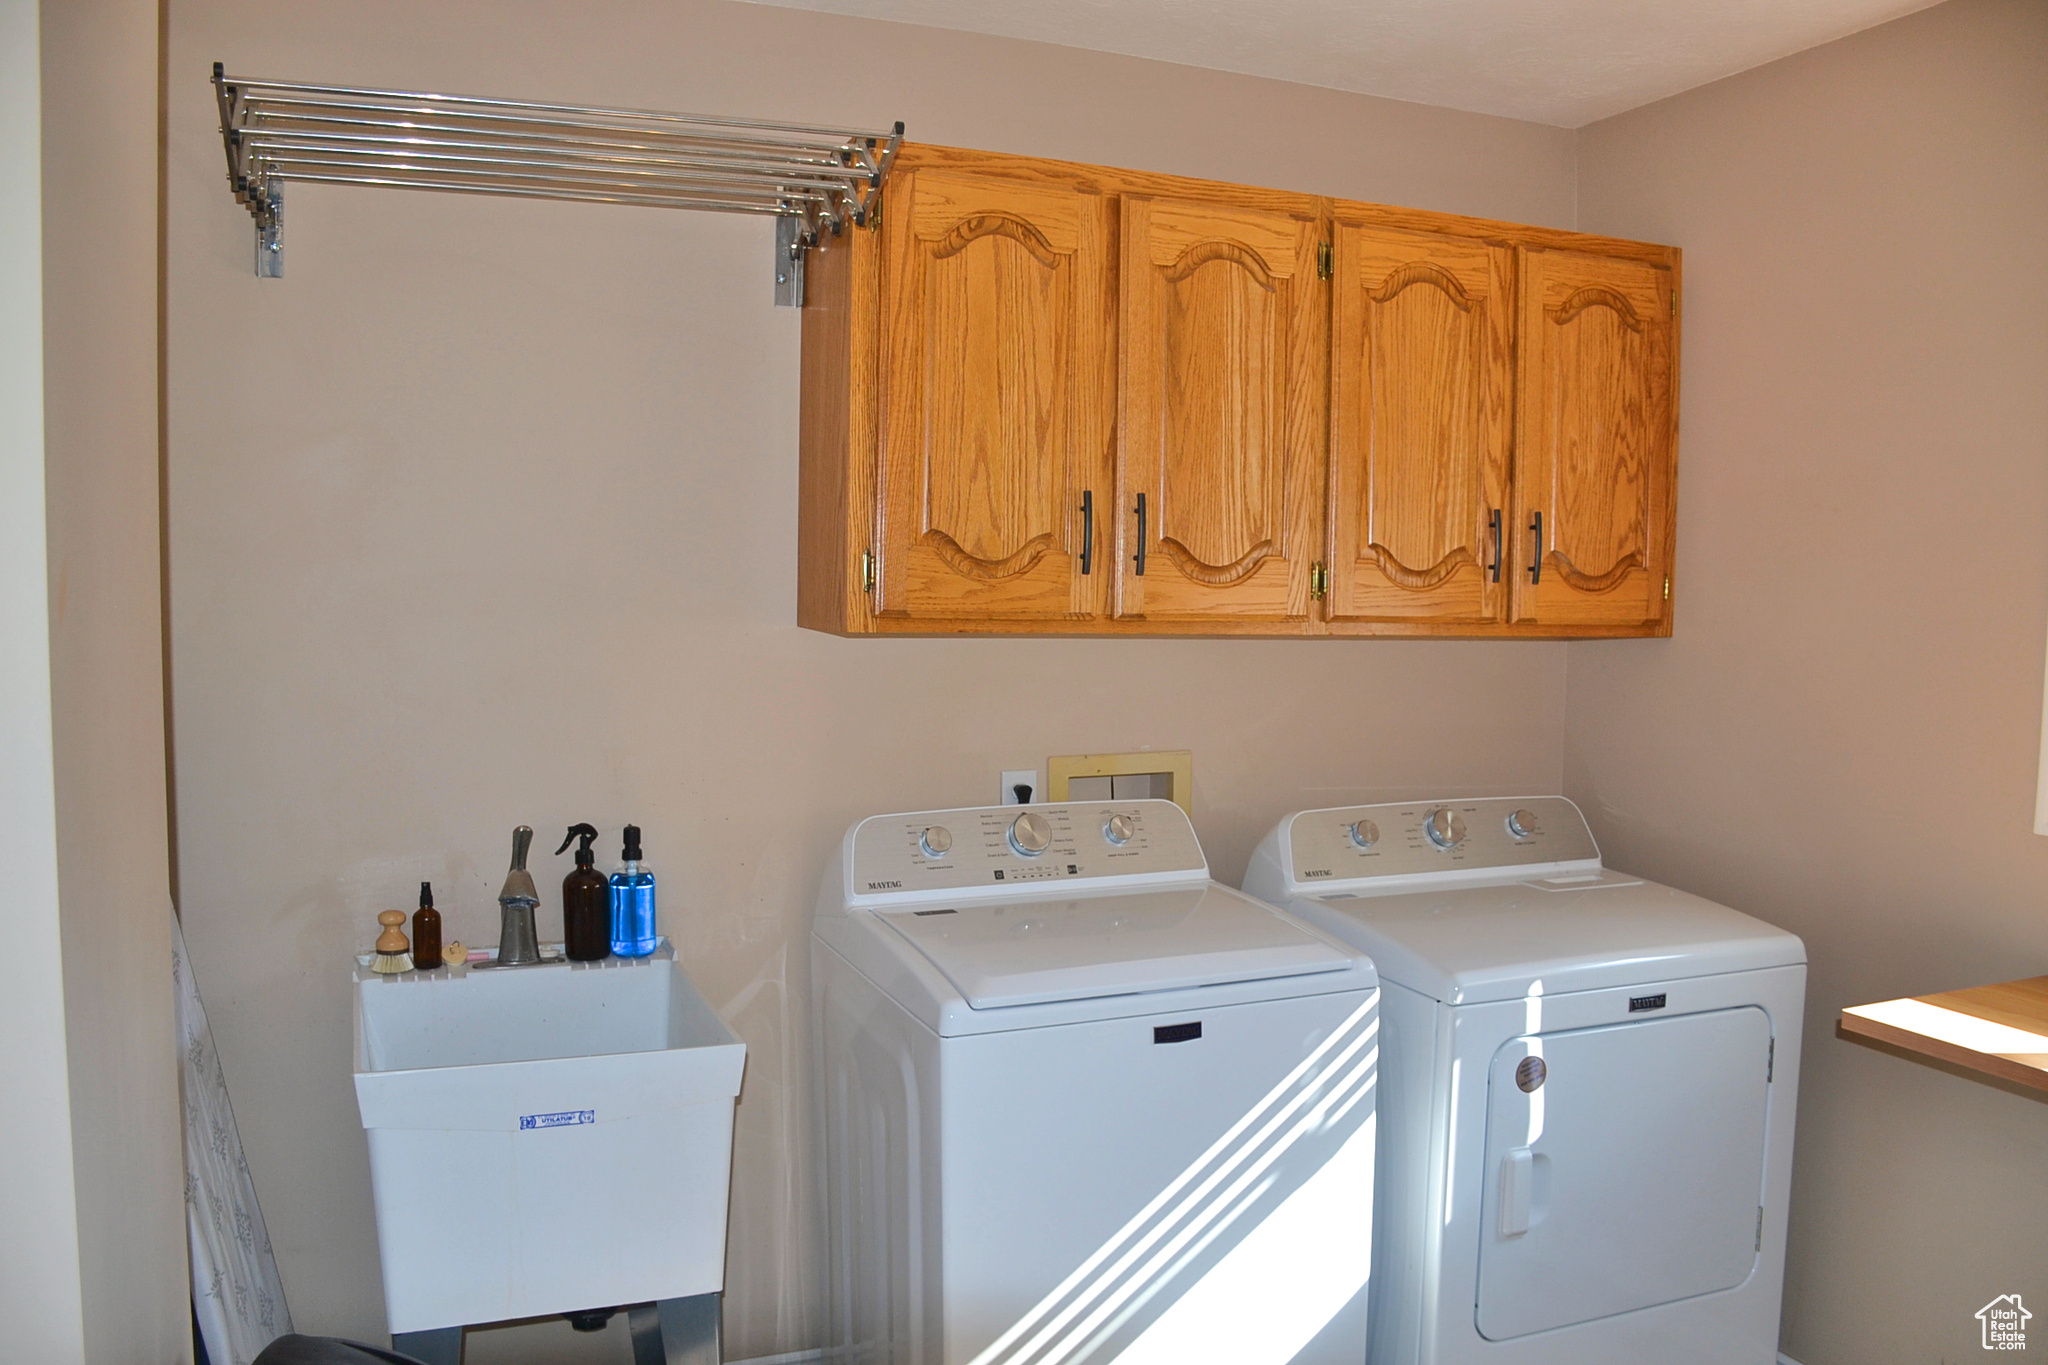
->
1000;770;1040;805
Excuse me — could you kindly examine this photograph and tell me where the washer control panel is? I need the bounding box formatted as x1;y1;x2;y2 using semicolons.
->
850;799;1205;900
1287;796;1597;886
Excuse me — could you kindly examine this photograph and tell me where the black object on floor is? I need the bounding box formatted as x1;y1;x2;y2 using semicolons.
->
566;1306;619;1332
252;1336;433;1365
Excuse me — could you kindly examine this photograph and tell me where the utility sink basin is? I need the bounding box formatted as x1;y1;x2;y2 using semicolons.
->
352;942;745;1335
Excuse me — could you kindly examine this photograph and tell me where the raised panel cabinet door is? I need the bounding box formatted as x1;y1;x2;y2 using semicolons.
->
1327;221;1513;623
1117;195;1324;622
1512;247;1676;631
874;168;1113;622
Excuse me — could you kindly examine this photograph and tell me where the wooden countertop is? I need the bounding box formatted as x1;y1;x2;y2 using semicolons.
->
1840;975;2048;1093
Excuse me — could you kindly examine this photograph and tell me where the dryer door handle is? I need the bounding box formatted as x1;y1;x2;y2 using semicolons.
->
1499;1147;1533;1238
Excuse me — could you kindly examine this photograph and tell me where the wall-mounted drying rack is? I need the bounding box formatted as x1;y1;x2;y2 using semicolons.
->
210;64;901;305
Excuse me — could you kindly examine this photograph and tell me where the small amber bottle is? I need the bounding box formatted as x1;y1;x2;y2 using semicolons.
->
557;824;611;962
411;881;444;971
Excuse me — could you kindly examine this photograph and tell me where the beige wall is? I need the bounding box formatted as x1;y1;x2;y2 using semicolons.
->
175;3;2048;1360
38;0;192;1358
166;1;1576;1357
0;0;89;1357
1568;1;2048;1360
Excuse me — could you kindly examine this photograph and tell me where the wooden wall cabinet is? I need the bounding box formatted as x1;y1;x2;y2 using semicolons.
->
799;145;1679;638
1118;192;1325;624
871;166;1113;625
1326;218;1513;625
1510;247;1677;631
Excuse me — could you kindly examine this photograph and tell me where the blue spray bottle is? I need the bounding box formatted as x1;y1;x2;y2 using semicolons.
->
610;824;659;957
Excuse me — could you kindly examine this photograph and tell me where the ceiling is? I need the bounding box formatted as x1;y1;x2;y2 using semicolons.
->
736;0;1940;126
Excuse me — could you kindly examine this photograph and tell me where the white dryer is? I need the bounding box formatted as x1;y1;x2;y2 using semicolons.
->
813;799;1381;1365
1243;797;1804;1365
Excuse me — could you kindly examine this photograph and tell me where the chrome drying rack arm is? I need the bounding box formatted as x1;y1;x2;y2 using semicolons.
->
211;64;901;305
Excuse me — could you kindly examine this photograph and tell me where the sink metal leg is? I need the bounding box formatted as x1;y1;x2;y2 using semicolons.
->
391;1325;464;1365
627;1293;720;1365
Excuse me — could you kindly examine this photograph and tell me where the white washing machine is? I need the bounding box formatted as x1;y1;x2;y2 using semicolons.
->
1242;797;1804;1365
813;799;1382;1365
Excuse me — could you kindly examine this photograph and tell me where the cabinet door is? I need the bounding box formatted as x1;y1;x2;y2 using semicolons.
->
1512;248;1676;630
874;168;1113;622
1117;195;1323;622
1327;221;1512;623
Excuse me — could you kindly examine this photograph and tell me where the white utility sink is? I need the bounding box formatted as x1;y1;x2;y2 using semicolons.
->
353;942;745;1336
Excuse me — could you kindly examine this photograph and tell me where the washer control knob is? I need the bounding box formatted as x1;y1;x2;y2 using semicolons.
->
1104;813;1136;845
1009;811;1053;857
1348;819;1380;849
919;825;953;859
1424;808;1468;849
1506;808;1540;840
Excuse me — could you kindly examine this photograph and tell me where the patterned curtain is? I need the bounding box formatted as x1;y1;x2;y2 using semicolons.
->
176;909;293;1363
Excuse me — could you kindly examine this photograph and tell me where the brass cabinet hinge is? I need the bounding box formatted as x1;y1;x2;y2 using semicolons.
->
1663;575;1671;602
860;548;876;594
1310;561;1329;599
1316;242;1334;281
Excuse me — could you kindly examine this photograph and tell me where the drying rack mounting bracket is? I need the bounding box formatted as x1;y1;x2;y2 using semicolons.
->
212;63;901;305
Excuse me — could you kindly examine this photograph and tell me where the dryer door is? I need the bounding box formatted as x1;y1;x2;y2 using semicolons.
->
1475;1006;1773;1340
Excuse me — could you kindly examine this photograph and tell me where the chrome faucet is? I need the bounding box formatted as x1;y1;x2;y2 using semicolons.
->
494;825;544;967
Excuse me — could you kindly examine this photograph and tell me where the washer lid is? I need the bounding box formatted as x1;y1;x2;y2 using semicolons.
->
876;883;1364;1010
1296;877;1803;1004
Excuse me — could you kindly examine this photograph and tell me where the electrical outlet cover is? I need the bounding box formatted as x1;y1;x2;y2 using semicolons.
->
1000;770;1039;805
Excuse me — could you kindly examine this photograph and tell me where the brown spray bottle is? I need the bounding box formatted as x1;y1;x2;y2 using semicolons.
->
411;881;443;971
557;824;611;961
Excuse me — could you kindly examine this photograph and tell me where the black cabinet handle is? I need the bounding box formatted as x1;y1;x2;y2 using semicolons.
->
1134;493;1147;576
1528;511;1543;585
1079;490;1094;575
1489;509;1502;584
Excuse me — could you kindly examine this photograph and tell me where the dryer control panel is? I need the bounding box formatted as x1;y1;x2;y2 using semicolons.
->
847;799;1206;905
1287;796;1599;889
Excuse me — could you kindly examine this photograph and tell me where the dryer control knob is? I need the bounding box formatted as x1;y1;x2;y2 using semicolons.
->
1424;808;1468;849
1009;811;1053;857
1104;813;1136;845
919;825;953;859
1506;809;1540;840
1348;819;1380;848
